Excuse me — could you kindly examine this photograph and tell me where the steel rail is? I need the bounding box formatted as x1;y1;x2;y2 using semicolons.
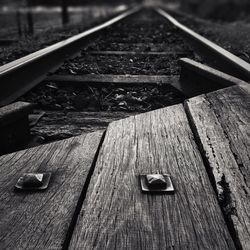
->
0;6;141;107
155;8;250;82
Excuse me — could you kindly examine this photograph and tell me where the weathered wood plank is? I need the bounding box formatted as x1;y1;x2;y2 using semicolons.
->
45;74;181;96
87;42;182;51
69;105;235;249
185;85;250;249
83;50;191;55
0;131;103;250
46;74;179;86
30;111;138;142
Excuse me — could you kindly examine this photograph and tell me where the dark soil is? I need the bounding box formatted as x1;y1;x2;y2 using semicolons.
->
56;9;194;76
20;83;185;112
182;3;250;22
59;54;181;75
86;11;190;51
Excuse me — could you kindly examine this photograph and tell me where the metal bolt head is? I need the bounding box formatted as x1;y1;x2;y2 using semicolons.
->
139;174;174;194
146;174;167;189
15;172;52;191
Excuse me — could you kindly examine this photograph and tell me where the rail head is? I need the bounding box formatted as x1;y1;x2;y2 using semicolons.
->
155;8;250;82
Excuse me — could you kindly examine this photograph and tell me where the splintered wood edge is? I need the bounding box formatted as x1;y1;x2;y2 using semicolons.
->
184;85;250;249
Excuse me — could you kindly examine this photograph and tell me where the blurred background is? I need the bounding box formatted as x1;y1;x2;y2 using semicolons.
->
1;0;250;40
0;0;129;40
0;0;249;53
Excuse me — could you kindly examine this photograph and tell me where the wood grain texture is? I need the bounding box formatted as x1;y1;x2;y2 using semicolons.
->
46;74;179;86
0;131;103;250
185;85;250;249
69;104;235;249
82;50;190;55
31;111;138;141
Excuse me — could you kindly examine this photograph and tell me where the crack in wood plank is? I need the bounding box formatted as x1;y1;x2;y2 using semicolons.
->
184;85;250;250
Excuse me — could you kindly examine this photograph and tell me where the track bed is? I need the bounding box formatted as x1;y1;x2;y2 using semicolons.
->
18;9;195;144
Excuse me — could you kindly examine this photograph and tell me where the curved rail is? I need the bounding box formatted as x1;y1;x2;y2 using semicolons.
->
0;6;141;107
156;8;250;82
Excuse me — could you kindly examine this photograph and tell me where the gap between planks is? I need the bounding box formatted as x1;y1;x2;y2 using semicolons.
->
62;130;107;249
0;131;104;250
68;104;235;249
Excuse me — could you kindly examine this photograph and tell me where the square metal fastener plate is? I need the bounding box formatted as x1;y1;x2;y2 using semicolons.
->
15;172;52;191
139;174;174;193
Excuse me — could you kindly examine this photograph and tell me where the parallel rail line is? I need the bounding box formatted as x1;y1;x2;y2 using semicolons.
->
0;8;249;249
0;6;249;107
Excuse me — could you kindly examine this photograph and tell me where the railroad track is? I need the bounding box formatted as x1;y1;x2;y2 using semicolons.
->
0;6;249;153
